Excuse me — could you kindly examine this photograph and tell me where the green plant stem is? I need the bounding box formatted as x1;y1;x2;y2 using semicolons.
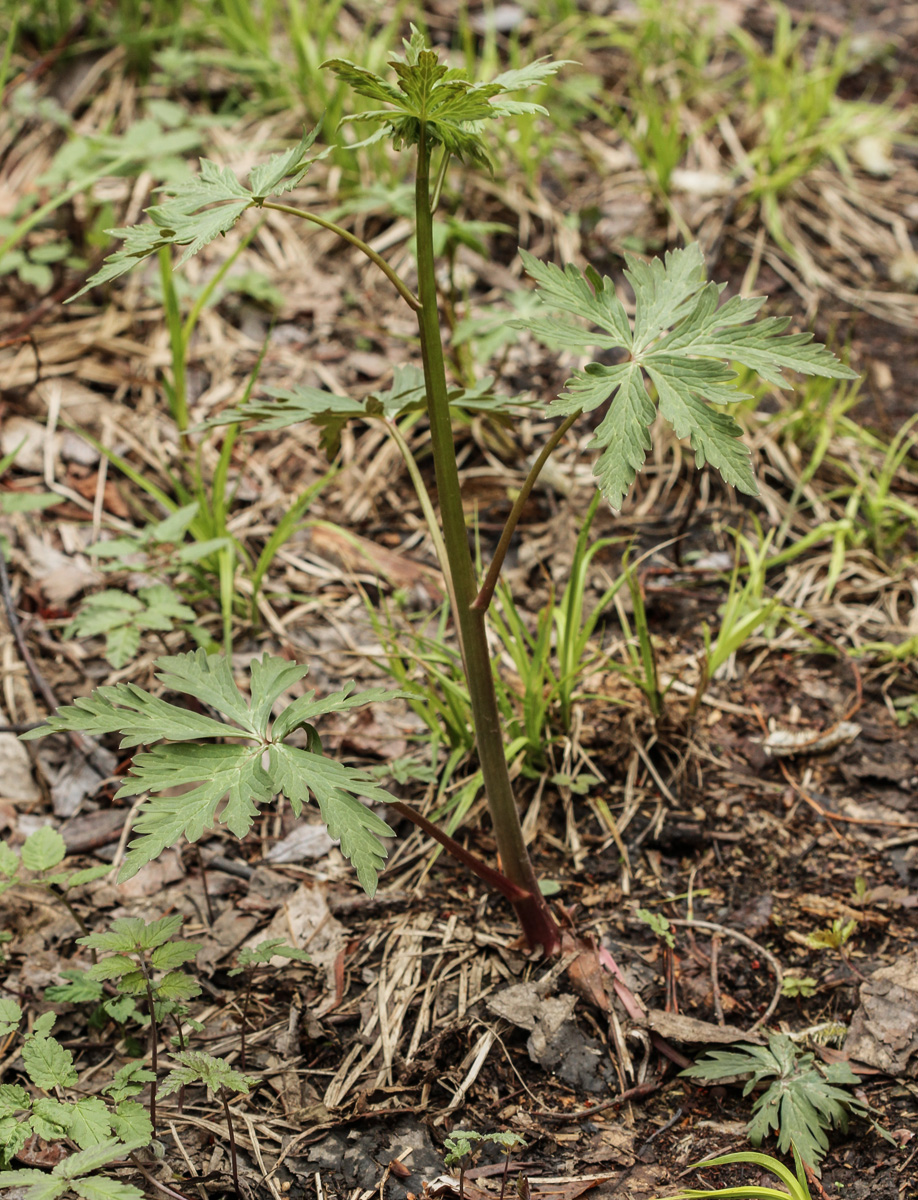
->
261;202;421;310
472;409;581;612
413;127;560;955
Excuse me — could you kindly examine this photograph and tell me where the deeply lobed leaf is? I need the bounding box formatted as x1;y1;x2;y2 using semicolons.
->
69;128;321;300
516;243;857;510
25;651;398;893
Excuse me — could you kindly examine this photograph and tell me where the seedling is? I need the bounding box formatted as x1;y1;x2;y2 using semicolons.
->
636;907;676;949
780;974;818;1000
0;1003;151;1170
682;1033;868;1172
65;585;198;669
0;1137;150;1200
0;827;109;939
444;1130;527;1200
805;918;864;981
228;938;311;1067
31;29;855;956
77;915;203;1132
159;1051;256;1200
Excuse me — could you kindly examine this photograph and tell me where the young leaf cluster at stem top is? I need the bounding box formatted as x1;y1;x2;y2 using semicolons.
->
22;650;397;894
324;25;564;168
515;245;858;509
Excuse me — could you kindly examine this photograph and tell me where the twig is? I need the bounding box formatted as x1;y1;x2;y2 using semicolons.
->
0;540;111;777
540;1077;665;1122
637;1106;683;1155
129;1154;197;1200
665;918;783;1032
710;934;725;1026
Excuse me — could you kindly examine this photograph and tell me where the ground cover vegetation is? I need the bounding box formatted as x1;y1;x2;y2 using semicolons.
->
1;2;917;1199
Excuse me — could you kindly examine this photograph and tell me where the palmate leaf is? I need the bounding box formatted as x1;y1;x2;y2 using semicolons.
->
205;365;515;459
325;26;563;168
516;243;857;510
24;651;397;894
684;1035;866;1173
69;127;321;300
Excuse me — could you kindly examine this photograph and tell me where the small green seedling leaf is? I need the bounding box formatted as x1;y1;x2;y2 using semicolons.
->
781;975;819;999
228;938;312;975
21;827;67;873
805;919;858;951
443;1130;483;1166
636;908;675;949
515;244;857;510
0;998;21;1035
102;1063;156;1104
66;586;197;669
159;1050;256;1097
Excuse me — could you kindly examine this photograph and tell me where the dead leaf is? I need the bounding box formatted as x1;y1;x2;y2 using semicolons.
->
844;951;918;1076
310;524;443;599
644;1010;765;1045
0;732;40;801
115;850;185;898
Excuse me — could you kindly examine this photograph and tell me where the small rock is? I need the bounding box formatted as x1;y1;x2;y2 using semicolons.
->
60;431;100;466
1;416;60;473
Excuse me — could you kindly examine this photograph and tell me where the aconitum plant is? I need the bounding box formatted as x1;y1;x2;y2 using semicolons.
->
27;29;856;955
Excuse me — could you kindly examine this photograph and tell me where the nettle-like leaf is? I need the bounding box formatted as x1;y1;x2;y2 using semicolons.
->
516;244;858;510
21;826;67;873
66;586;197;670
159;1050;256;1098
69;127;322;301
103;1064;156;1105
21;1029;78;1091
108;1100;152;1146
683;1034;866;1172
443;1130;483;1166
0;997;22;1035
325;26;563;169
80;914;185;955
24;650;397;895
